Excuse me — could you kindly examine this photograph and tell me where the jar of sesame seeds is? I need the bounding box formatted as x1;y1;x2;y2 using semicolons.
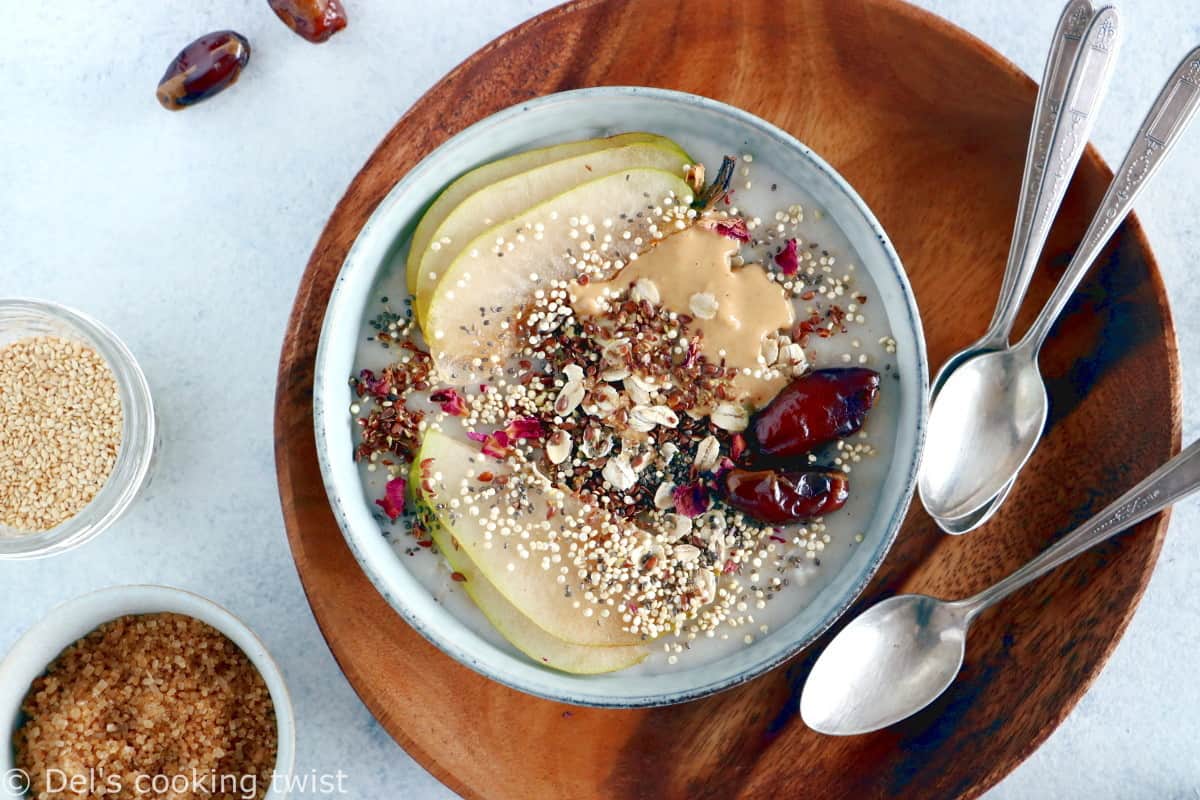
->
0;299;157;559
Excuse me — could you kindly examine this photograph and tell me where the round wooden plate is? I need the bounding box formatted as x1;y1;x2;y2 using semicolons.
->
274;1;1181;797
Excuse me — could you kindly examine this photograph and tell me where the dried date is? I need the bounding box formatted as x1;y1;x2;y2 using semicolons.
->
268;0;348;43
722;467;849;525
156;31;251;111
751;368;880;459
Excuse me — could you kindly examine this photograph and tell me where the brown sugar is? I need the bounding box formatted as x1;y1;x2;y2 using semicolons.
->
14;613;277;799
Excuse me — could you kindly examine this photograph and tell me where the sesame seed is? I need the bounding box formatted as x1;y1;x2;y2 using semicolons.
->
0;336;123;531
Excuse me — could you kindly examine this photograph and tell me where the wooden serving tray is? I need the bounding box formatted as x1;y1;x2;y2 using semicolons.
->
273;1;1181;797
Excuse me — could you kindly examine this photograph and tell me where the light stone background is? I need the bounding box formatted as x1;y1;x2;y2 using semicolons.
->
2;2;1198;798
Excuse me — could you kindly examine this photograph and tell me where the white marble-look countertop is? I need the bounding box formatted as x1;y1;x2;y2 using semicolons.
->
2;1;1198;797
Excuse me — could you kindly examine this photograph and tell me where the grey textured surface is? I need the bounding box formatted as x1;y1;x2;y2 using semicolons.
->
1;2;1197;798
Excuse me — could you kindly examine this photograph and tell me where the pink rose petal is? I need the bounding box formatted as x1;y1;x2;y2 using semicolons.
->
774;238;800;276
468;429;512;459
713;457;736;481
357;368;389;398
430;388;467;416
374;476;407;521
673;483;711;518
701;216;751;242
506;417;545;440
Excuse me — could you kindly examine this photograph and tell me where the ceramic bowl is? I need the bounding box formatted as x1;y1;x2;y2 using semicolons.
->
313;87;928;707
0;586;295;800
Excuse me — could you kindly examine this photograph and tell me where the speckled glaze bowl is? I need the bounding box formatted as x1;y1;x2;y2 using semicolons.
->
313;87;928;707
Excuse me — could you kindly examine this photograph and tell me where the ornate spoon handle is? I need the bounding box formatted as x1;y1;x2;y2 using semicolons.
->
983;5;1120;348
958;439;1200;618
1023;45;1200;353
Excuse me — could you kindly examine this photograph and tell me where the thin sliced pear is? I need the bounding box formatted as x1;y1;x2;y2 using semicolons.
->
417;491;646;673
414;429;644;647
412;141;690;323
424;168;693;383
406;132;680;294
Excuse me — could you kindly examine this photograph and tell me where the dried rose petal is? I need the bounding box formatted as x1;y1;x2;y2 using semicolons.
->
374;476;406;521
774;238;800;276
468;429;512;460
430;388;467;416
481;439;510;460
730;433;748;462
505;417;545;440
357;368;389;398
713;457;736;481
673;483;711;518
701;216;751;242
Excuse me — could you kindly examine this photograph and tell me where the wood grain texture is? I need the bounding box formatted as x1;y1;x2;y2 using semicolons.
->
273;1;1182;797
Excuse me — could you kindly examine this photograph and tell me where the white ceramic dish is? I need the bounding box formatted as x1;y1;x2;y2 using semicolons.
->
313;87;928;707
0;586;295;800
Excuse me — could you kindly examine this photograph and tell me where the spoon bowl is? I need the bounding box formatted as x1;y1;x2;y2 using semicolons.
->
800;595;968;736
928;345;1020;536
934;476;1016;534
920;346;1048;521
929;345;991;400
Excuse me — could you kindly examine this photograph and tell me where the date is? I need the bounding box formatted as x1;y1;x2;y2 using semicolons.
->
156;31;251;111
722;467;849;525
268;0;348;43
751;368;880;459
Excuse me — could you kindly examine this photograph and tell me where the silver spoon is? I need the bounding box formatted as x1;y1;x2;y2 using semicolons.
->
802;437;1200;736
932;0;1101;400
920;43;1200;528
930;0;1113;533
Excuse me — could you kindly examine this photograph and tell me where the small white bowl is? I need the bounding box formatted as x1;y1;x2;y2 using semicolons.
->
0;586;296;800
0;299;158;559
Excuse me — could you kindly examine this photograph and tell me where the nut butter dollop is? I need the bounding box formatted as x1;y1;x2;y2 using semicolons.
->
570;226;795;409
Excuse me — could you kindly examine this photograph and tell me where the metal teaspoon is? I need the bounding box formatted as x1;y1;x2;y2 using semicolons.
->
803;437;1200;735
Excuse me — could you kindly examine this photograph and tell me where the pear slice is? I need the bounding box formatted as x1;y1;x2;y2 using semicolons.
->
423;168;693;383
414;429;644;647
412;140;690;323
406;132;680;294
416;481;646;673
